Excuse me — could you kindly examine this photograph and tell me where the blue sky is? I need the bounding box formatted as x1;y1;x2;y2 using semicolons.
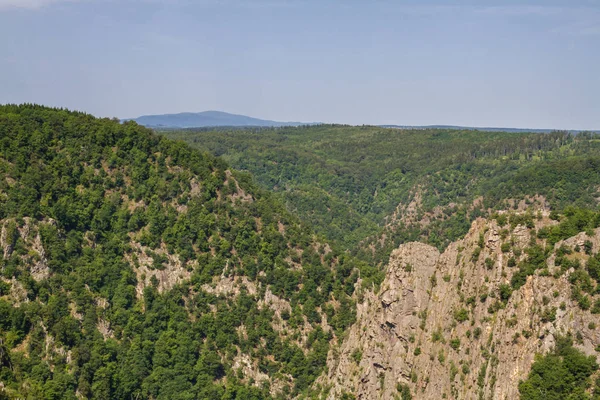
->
0;0;599;129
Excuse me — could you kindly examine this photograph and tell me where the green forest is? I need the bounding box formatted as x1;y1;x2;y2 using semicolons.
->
0;105;381;399
165;126;600;263
1;105;600;399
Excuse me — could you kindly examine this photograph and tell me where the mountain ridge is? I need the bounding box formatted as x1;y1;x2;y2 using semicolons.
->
381;124;600;134
126;110;599;132
126;110;315;128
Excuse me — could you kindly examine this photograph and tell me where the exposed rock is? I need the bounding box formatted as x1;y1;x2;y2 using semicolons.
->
30;232;50;281
127;242;191;297
224;170;253;203
259;287;291;315
95;296;109;310
202;274;257;297
320;216;600;400
232;352;270;386
1;218;51;281
69;303;83;321
0;222;12;260
9;278;28;305
97;318;114;340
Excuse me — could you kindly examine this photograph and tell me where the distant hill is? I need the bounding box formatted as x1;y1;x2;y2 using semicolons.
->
380;124;599;133
126;111;597;132
126;110;314;128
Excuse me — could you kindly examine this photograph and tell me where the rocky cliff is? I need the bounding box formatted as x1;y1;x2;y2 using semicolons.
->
320;212;600;399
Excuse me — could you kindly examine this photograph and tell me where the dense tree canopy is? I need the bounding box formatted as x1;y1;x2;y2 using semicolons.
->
165;126;600;263
2;105;600;399
0;105;379;399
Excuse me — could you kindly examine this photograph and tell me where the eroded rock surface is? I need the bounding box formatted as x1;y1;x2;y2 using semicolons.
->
321;215;600;400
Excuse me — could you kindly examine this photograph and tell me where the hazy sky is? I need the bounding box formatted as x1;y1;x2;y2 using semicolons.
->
1;0;599;129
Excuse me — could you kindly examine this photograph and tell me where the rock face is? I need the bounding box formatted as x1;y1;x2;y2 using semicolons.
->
320;215;600;400
1;218;52;282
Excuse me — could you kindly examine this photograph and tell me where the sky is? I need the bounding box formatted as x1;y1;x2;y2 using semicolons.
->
0;0;599;129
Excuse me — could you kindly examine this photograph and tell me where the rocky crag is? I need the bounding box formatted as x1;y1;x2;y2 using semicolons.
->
320;212;600;399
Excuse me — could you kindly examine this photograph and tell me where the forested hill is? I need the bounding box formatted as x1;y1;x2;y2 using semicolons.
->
0;105;380;399
164;125;600;263
3;105;600;400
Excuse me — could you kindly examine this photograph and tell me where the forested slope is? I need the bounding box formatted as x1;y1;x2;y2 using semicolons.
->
0;105;380;399
164;126;600;264
3;105;600;400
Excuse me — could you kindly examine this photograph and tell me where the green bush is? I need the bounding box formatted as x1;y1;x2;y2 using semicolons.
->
519;336;599;399
454;308;469;322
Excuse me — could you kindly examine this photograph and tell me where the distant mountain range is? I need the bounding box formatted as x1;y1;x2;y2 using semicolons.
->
125;111;314;128
125;111;598;133
380;125;599;133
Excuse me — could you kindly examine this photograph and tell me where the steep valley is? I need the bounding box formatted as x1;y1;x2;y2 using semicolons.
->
1;105;600;399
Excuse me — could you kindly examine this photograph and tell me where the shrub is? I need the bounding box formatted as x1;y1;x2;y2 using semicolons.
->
432;328;444;343
540;307;557;323
499;284;513;302
396;384;412;400
588;322;596;330
472;247;481;262
450;338;460;351
351;348;362;364
454;308;469;323
519;336;599;399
